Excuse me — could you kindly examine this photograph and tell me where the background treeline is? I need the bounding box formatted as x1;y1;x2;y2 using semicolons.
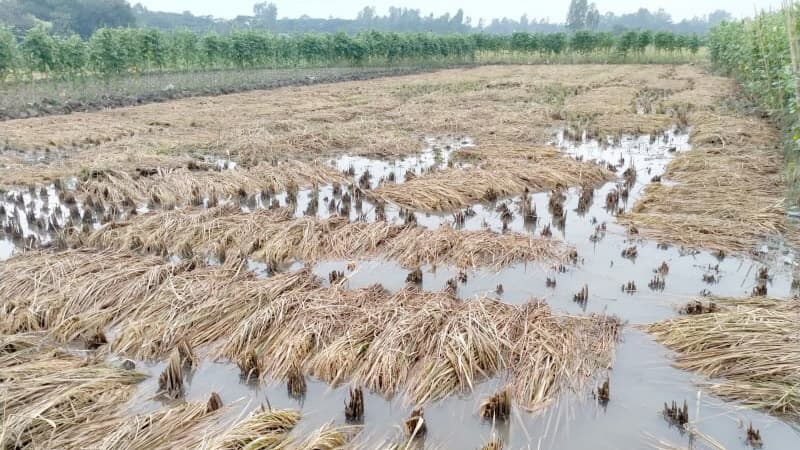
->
0;0;731;38
707;5;800;147
0;27;702;79
0;0;134;37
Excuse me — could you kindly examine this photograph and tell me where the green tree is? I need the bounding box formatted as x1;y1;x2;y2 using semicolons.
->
688;34;701;54
253;2;278;27
88;27;125;75
0;26;16;79
566;0;599;31
617;31;638;56
21;25;56;74
12;0;134;37
68;0;136;38
543;33;567;55
636;30;653;53
55;33;87;76
570;30;597;54
654;31;676;52
585;5;600;30
139;28;167;71
566;0;589;31
200;32;228;69
357;6;376;23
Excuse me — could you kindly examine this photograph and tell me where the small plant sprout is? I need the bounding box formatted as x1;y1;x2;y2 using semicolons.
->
648;275;666;291
596;378;610;404
679;300;718;315
286;363;307;399
747;423;763;448
157;350;185;400
663;400;689;428
479;388;511;421
206;392;223;413
344;387;364;423
406;267;423;284
574;284;589;305
404;408;427;438
621;246;638;259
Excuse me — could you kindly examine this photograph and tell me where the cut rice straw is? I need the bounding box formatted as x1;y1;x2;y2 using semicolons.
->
111;267;319;359
625;111;794;253
0;333;145;449
509;302;621;411
0;249;195;339
0;337;348;450
645;428;727;450
72;206;572;269
371;157;612;211
81;160;347;206
1;250;621;409
207;407;301;450
62;398;221;450
285;422;360;450
407;299;517;404
647;297;800;420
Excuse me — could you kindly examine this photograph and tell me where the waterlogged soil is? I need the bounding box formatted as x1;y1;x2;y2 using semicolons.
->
121;330;799;449
2;131;800;448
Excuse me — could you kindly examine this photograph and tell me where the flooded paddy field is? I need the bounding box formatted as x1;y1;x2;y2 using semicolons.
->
1;65;799;449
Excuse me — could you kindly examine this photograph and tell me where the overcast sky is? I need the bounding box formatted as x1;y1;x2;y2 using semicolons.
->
133;1;782;23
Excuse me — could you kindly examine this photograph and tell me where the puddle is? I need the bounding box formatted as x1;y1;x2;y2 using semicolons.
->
330;136;472;189
203;155;237;170
0;238;13;260
3;130;796;320
118;329;800;449
3;130;800;447
0;179;108;260
304;128;795;323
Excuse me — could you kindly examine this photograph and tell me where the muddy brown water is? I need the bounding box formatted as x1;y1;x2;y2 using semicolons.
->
2;131;799;448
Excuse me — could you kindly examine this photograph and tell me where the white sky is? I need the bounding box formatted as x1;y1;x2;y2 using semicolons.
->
133;0;783;23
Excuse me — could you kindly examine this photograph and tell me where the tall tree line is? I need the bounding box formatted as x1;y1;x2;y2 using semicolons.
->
0;0;732;38
0;27;701;80
0;0;134;37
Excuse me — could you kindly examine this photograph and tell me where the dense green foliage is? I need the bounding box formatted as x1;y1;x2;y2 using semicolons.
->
0;28;702;80
708;10;798;139
0;26;16;78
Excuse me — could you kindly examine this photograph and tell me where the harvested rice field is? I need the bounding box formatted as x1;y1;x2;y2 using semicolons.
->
2;65;800;449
